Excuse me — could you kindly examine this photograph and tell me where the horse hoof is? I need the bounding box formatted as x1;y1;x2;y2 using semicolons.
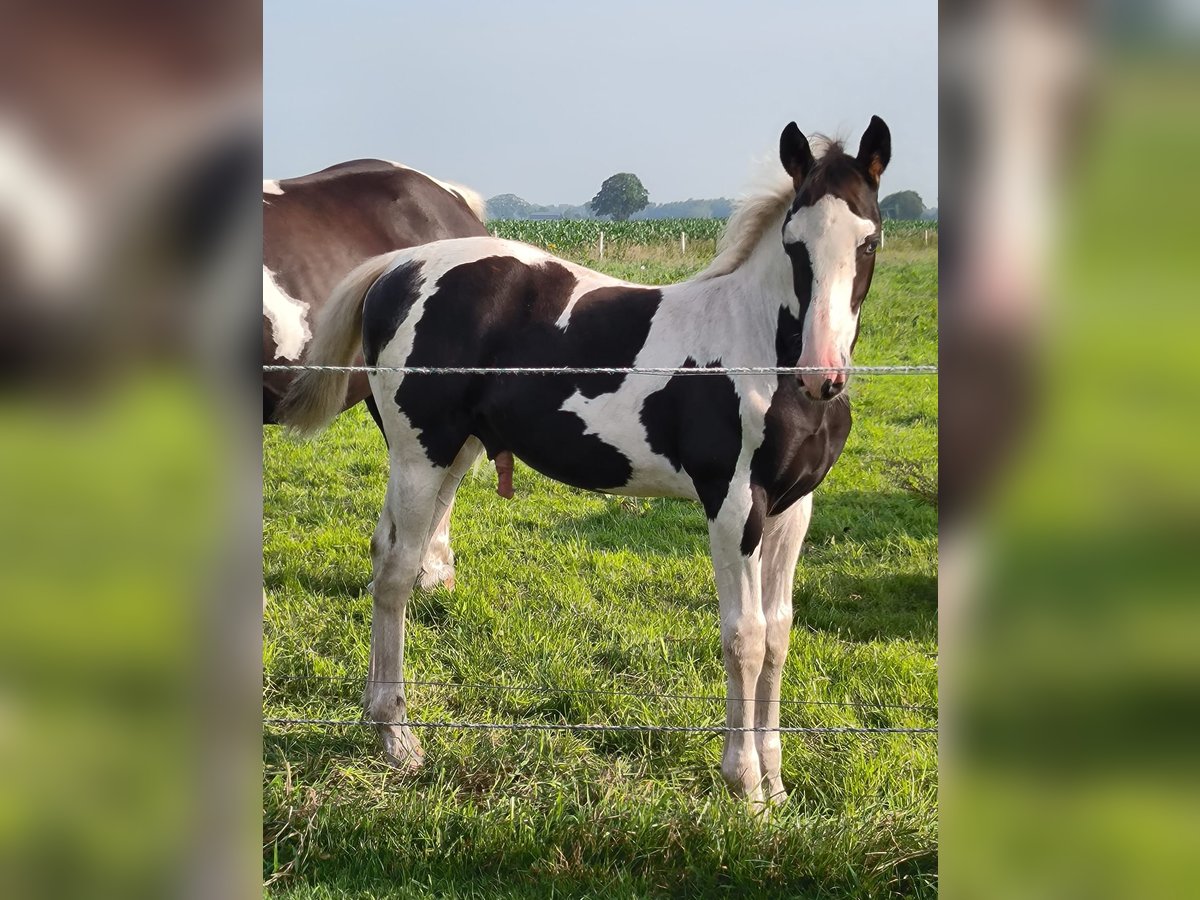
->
380;727;425;772
417;566;455;592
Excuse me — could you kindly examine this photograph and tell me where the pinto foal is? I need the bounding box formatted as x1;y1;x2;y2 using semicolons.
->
279;118;891;806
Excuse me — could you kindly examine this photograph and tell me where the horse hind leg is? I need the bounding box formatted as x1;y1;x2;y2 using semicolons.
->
365;455;447;770
417;438;482;592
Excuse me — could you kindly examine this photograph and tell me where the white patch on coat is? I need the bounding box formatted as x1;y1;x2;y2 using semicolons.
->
782;195;876;367
0;121;88;294
263;179;284;196
263;266;310;360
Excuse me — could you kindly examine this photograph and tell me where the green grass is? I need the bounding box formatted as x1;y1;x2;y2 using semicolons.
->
263;242;938;898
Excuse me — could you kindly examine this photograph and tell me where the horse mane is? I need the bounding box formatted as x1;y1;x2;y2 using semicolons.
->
694;135;843;282
445;181;487;223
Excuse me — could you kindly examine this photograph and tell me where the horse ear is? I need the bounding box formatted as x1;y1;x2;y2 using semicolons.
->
856;115;891;186
779;122;814;189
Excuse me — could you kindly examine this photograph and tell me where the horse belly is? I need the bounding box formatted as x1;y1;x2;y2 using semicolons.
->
477;399;697;501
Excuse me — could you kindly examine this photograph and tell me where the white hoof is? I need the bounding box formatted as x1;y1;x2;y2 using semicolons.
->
379;724;425;772
417;564;455;592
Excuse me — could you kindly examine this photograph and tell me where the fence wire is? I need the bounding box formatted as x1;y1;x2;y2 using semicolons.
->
266;673;937;714
263;363;936;376
263;717;936;736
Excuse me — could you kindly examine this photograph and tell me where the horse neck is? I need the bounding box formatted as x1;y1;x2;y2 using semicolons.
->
689;210;796;342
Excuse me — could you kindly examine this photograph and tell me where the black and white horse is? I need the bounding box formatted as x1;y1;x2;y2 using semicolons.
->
278;118;891;806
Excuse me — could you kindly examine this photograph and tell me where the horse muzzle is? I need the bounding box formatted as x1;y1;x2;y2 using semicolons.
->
798;353;848;402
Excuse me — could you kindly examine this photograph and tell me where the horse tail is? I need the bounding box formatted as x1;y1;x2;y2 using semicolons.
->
275;250;403;437
447;181;487;223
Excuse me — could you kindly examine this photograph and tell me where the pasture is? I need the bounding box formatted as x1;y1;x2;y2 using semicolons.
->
263;221;938;898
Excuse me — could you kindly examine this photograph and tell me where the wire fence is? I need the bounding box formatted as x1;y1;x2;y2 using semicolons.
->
266;673;936;714
263;674;937;738
264;717;935;736
264;363;937;376
262;359;937;742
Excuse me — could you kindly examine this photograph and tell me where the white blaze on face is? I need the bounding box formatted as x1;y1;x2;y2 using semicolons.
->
782;195;876;390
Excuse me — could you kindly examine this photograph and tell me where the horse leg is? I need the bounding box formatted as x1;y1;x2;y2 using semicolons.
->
709;483;767;806
417;438;482;592
364;394;388;447
366;454;446;770
755;493;812;804
363;395;387;596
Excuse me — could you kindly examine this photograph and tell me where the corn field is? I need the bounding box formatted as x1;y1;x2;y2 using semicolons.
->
488;217;936;253
487;218;723;253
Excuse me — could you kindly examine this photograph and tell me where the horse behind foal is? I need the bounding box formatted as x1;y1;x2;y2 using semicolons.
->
263;158;488;425
264;159;489;592
278;117;892;806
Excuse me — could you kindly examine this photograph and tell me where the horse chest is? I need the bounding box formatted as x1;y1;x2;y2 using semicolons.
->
751;380;852;516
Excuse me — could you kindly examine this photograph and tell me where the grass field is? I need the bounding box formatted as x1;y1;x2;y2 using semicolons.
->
263;226;938;898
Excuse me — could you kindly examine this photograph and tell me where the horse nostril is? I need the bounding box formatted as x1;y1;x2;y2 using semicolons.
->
821;378;835;399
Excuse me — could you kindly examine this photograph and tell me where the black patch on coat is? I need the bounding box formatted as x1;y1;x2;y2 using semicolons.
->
733;306;853;523
850;241;878;314
640;358;742;520
364;394;388;446
786;145;881;222
741;485;768;555
773;305;805;367
750;379;851;518
375;253;662;488
362;261;424;365
776;255;810;359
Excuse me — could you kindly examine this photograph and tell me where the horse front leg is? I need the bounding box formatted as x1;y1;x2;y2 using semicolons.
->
708;483;767;806
756;493;812;804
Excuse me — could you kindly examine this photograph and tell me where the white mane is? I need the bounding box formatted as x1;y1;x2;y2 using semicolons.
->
694;135;839;282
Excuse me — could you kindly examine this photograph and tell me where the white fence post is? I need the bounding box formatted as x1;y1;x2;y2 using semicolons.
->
598;230;604;259
681;231;687;254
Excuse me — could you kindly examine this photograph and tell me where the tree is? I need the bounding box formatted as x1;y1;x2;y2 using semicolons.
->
589;173;649;221
879;190;925;220
485;193;534;220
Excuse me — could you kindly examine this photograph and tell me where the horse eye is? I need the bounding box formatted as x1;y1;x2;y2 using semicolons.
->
863;239;879;256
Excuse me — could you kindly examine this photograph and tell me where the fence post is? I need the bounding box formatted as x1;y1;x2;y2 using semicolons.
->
924;229;929;244
681;231;687;254
598;230;604;259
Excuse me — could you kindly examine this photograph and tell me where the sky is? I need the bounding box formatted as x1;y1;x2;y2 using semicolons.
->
265;1;937;207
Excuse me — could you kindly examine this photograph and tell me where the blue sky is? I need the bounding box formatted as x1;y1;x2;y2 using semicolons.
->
265;1;937;207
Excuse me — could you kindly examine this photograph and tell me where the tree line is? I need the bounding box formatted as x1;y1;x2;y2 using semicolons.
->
487;172;934;221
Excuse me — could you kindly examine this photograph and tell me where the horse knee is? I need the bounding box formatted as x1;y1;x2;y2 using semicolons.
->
763;607;793;666
370;515;397;564
371;536;423;610
722;610;767;672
